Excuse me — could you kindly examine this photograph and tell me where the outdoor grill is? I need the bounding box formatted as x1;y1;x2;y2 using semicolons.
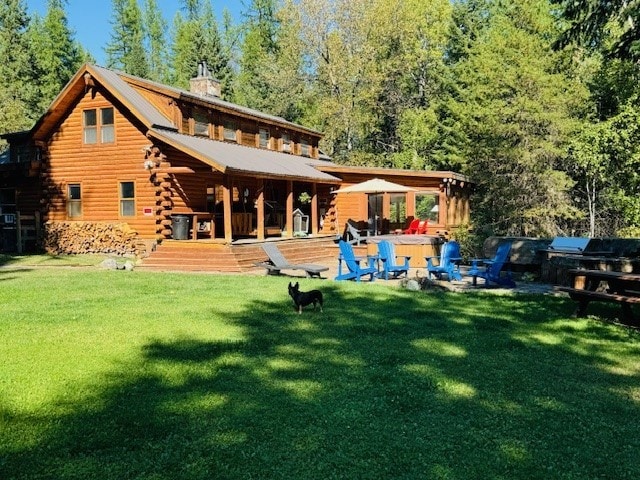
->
540;237;613;256
540;237;615;285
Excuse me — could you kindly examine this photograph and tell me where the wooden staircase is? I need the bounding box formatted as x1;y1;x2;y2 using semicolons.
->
138;236;338;273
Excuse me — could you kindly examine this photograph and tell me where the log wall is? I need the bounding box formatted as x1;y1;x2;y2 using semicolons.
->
43;88;159;240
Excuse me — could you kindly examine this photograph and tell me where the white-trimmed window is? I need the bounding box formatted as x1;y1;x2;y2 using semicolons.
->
119;181;135;217
259;128;270;149
68;184;82;218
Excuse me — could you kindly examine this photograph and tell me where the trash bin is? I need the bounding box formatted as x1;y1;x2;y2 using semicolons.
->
172;215;190;240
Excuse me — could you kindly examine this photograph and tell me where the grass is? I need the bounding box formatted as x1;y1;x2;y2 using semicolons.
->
1;266;640;479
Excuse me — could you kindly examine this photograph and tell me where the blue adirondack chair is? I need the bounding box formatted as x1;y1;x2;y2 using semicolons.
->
377;240;411;280
425;240;462;281
468;241;516;287
335;240;378;282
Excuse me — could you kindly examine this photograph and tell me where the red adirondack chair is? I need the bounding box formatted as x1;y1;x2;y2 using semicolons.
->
402;219;420;234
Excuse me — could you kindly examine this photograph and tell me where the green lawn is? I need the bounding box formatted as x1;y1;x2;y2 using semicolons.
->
1;267;639;479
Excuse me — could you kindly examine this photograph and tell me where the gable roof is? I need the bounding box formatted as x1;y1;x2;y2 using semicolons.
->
30;64;176;141
30;63;322;142
23;63;340;183
148;128;340;183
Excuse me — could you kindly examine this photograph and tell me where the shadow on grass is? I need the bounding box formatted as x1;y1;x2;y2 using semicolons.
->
2;282;640;479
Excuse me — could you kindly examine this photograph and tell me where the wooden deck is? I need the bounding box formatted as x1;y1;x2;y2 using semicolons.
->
137;236;339;273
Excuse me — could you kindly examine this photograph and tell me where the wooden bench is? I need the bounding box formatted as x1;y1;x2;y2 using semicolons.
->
556;269;640;325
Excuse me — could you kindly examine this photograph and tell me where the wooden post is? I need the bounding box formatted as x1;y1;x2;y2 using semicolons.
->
382;193;390;233
311;183;318;235
407;192;416;219
16;211;22;254
256;179;265;241
285;180;293;238
223;175;233;242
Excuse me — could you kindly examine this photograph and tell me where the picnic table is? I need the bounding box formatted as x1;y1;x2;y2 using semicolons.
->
556;269;640;325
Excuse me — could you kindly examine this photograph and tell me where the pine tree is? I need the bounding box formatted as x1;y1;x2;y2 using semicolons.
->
170;0;206;88
27;0;84;114
554;0;640;61
451;0;588;236
106;0;149;77
170;0;232;93
0;0;35;135
143;0;169;83
233;0;280;110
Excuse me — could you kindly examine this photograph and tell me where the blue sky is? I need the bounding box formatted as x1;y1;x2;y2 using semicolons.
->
25;0;242;66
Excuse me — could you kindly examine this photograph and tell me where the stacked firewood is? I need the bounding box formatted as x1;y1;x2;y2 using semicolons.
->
43;221;142;256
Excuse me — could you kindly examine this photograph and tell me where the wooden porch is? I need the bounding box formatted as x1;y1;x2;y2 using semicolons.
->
137;235;339;273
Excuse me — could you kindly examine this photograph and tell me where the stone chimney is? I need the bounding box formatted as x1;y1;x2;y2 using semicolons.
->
189;61;221;97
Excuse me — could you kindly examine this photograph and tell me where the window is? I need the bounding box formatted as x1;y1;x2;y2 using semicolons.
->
300;138;310;157
83;107;115;144
101;107;114;142
0;188;16;215
223;121;237;142
259;128;270;149
281;133;291;153
389;194;407;224
194;110;209;137
119;181;135;217
68;184;82;218
83;110;97;144
415;193;439;222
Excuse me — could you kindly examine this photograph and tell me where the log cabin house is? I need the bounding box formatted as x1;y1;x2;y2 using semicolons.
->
0;63;471;271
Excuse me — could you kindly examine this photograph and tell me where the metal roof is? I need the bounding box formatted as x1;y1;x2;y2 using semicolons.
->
111;67;322;136
148;128;341;184
91;65;176;130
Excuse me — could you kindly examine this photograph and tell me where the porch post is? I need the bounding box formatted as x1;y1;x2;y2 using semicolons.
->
223;175;233;242
256;179;265;241
407;192;416;219
311;183;318;235
285;180;293;238
382;192;391;233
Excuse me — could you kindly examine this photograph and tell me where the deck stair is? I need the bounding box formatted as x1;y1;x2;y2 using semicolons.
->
138;236;337;273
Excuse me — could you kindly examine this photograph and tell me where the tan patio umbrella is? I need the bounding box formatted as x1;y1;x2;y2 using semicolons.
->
333;178;416;235
333;177;417;195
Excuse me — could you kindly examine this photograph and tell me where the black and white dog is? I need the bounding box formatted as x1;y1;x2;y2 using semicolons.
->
288;282;323;314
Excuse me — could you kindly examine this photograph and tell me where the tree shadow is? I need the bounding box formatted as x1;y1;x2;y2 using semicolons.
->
2;284;640;479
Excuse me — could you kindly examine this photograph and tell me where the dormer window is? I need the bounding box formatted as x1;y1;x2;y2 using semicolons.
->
259;128;271;149
223;121;237;142
300;139;310;157
281;133;291;153
193;110;209;137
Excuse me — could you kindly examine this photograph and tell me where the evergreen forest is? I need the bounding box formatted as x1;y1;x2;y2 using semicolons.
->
1;0;639;239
